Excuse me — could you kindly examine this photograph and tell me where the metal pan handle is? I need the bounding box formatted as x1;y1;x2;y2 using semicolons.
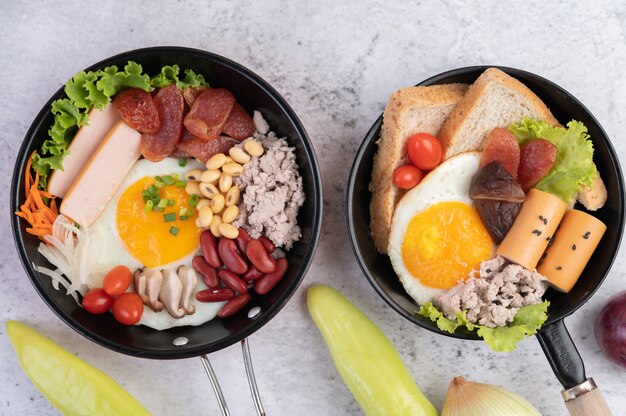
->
200;338;266;416
537;319;613;416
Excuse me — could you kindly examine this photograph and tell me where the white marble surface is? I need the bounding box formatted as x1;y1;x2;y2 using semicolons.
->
1;1;625;415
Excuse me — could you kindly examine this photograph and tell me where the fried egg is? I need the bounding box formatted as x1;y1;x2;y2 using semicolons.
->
388;152;494;305
89;158;225;329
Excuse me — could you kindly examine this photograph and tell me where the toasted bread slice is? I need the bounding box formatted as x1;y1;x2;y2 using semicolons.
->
439;68;559;160
369;83;468;253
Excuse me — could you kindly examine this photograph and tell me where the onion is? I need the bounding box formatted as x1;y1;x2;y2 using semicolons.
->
594;290;626;370
442;376;540;416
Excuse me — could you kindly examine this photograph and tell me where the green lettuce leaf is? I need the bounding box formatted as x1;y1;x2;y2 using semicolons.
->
509;118;597;203
33;61;206;188
417;301;550;352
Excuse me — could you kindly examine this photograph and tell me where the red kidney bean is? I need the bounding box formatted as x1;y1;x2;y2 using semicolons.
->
242;265;264;284
235;228;252;254
200;230;222;268
218;292;252;318
196;288;235;303
218;237;248;275
218;269;248;294
258;236;275;253
246;239;277;273
254;258;288;295
192;256;219;288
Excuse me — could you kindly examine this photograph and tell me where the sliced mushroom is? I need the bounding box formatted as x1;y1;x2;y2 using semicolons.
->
177;266;197;315
144;269;164;312
133;268;148;304
159;269;185;318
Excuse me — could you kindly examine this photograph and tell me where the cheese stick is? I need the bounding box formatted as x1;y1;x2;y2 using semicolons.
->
47;103;120;198
60;121;141;227
496;189;566;270
537;210;606;292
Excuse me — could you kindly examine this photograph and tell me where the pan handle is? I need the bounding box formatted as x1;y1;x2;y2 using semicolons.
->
537;319;613;416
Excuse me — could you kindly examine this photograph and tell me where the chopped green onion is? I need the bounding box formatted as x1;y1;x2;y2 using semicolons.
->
148;184;159;194
162;175;175;186
179;207;188;217
157;199;168;208
154;206;164;213
176;180;186;188
144;200;154;212
189;194;199;207
164;213;176;223
155;176;163;182
178;158;187;167
167;199;175;207
169;226;180;236
180;215;188;221
172;173;180;180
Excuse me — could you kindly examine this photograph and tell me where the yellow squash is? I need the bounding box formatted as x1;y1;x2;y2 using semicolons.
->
6;321;151;416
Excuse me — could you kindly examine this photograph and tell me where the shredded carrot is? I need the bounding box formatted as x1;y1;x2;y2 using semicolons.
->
15;152;58;242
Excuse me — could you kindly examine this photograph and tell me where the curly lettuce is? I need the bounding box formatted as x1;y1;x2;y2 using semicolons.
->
32;62;209;188
417;301;549;352
509;118;597;203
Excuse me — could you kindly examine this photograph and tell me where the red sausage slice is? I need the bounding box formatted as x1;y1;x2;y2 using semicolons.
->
518;139;558;192
182;86;210;108
222;103;255;140
113;88;160;134
175;129;239;163
141;85;184;161
480;128;520;179
183;89;235;140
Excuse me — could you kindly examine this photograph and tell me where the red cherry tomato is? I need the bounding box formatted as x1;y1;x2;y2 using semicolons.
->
111;293;144;325
103;265;132;296
407;133;443;170
82;289;114;315
392;165;423;189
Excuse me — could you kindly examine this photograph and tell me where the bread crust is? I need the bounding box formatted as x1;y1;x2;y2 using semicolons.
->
439;68;559;160
369;83;468;253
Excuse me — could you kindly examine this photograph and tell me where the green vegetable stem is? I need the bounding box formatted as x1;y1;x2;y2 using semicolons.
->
307;285;438;416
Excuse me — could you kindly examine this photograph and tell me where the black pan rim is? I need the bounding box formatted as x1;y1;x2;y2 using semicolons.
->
11;46;323;359
347;64;624;341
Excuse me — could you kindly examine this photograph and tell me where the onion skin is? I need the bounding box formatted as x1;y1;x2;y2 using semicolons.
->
442;376;540;416
594;290;626;370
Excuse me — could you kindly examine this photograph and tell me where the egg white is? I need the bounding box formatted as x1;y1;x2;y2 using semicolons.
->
388;151;481;305
88;157;225;330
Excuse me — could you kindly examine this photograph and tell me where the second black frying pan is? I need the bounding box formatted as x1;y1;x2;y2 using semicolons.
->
347;66;624;415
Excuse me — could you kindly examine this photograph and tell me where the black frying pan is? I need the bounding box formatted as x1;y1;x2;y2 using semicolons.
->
11;47;322;414
347;66;623;415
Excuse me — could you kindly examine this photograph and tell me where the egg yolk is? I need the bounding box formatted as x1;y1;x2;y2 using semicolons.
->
116;177;200;268
401;201;493;289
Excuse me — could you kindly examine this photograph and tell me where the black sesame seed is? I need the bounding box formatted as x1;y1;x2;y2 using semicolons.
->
486;269;492;273
583;231;591;239
572;244;577;251
532;229;542;236
538;215;548;225
546;236;550;241
556;266;562;270
493;300;502;305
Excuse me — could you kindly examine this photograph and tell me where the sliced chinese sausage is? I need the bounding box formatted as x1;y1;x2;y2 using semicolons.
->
183;88;235;140
141;85;184;162
518;139;558;192
480;128;520;179
222;103;255;140
182;86;210;108
113;88;160;134
175;129;239;163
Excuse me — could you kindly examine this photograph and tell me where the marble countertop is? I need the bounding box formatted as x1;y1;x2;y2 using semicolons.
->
1;1;625;414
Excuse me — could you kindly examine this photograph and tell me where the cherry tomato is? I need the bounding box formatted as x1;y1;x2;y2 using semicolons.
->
103;265;132;296
392;165;423;189
407;133;443;170
82;289;113;315
111;293;144;325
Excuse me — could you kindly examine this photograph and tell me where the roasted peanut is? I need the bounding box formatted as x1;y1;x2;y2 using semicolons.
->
199;183;219;199
206;153;227;170
185;169;203;181
219;223;240;239
244;140;264;157
198;206;214;228
222;162;243;176
229;147;251;164
185;181;201;195
210;215;222;237
219;173;233;193
221;205;239;224
225;186;240;206
211;194;225;214
200;169;221;184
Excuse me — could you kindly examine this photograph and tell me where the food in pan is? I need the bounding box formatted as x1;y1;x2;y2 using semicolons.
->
15;61;305;329
370;68;607;351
